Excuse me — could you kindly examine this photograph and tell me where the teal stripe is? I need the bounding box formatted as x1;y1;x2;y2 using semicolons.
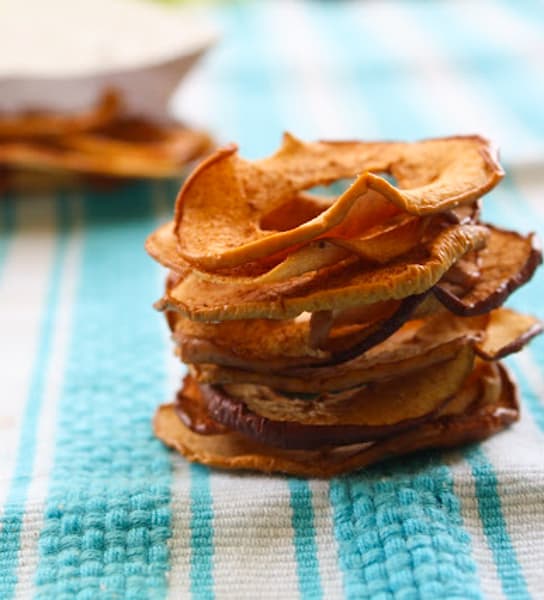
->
331;459;481;599
0;196;16;277
288;480;323;600
34;184;172;599
189;464;214;600
0;198;69;599
464;448;530;599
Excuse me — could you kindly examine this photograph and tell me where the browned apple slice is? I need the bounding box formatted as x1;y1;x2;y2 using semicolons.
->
435;226;542;316
197;345;474;449
154;363;518;477
159;223;488;321
475;308;543;360
171;293;431;371
173;135;501;270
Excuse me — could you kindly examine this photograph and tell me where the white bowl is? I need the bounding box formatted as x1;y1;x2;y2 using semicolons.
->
0;0;218;118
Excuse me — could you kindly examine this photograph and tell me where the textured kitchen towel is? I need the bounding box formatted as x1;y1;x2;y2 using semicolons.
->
1;1;544;598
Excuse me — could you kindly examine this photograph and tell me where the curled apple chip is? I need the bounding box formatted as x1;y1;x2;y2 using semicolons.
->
435;226;542;315
154;363;518;477
173;135;502;270
159;223;489;321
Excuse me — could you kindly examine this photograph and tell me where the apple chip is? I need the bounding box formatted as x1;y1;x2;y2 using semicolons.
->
171;294;430;371
154;363;518;477
159;223;489;321
435;226;542;315
173;135;502;269
475;308;543;360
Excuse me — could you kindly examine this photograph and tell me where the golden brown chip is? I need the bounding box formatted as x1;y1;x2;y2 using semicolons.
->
172;294;430;371
191;308;540;392
435;226;542;315
154;362;518;477
159;223;489;321
206;344;474;428
173;135;502;269
475;308;543;360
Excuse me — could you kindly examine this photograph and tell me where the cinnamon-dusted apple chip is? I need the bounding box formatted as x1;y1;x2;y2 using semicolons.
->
159;223;488;321
198;345;474;449
174;135;502;269
0;120;212;179
154;363;518;477
171;294;431;371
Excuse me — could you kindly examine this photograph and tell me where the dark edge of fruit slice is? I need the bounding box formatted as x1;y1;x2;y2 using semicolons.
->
197;382;451;450
307;291;430;367
434;227;542;316
475;320;544;361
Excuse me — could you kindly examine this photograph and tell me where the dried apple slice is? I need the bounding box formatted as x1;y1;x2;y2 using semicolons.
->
154;363;518;477
173;135;502;269
159;223;488;321
172;293;432;371
435;226;542;315
475;308;543;360
196;345;474;449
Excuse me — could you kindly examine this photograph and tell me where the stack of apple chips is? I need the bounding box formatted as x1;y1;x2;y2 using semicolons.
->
146;135;542;477
0;90;212;190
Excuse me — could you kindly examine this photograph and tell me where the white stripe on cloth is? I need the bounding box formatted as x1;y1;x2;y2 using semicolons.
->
166;456;193;600
0;197;56;518
308;481;344;600
13;196;83;599
445;453;506;600
209;474;300;600
474;376;544;599
358;1;543;163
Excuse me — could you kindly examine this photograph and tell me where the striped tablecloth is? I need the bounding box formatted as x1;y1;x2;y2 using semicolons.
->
2;1;544;598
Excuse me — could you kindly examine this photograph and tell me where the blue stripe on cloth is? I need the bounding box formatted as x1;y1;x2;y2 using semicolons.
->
331;458;481;599
0;196;16;277
34;184;172;599
288;479;323;600
189;463;214;600
305;2;436;140
0;198;69;599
